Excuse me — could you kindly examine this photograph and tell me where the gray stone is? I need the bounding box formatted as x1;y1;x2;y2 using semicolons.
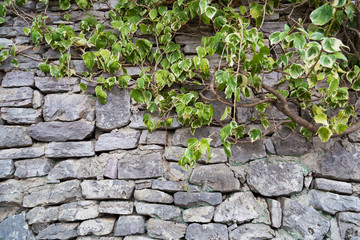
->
77;237;124;240
134;189;173;203
261;22;288;37
281;197;330;239
349;129;360;142
172;127;222;147
58;201;99;222
0;87;33;107
247;159;304;197
33;90;44;109
129;110;181;130
229;141;266;164
0;126;32;149
229;165;247;184
213;192;268;224
175;35;202;45
81;180;135;199
139;130;169;145
95;128;141;152
135;202;181;220
43;93;95;121
0;145;45;159
1;108;42;124
36;223;79;240
146;218;187;240
309;189;360;215
314;178;352;194
77;218;116;236
23;180;81;208
338;212;360;226
268;199;282;228
339;222;360;240
2;71;34;87
0;159;14;179
117;151;163;179
183;206;214;223
229;223;275;240
34;76;79;93
26;206;59;225
104;156;118;179
29;121;94;142
164;162;191;181
14;158;55;178
114;216;145;236
123;236;154;240
165;146;227;164
135;179;152;189
189;164;240;192
0;206;20;222
98;201;134;215
45;141;95;158
185;223;228;240
0;179;24;205
0;38;13;46
272;126;312;155
174;192;222;207
96;88;131;131
152;180;200;192
0;212;35;240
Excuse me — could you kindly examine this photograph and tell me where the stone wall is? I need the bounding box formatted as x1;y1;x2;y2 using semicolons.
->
0;1;360;239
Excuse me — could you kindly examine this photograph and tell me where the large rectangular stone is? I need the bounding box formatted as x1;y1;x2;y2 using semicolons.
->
45;141;95;158
0;159;14;179
95;128;141;152
0;126;32;149
35;77;79;93
81;180;135;200
2;71;35;87
314;178;352;195
0;145;45;159
98;201;134;215
1;107;42;124
14;158;55;178
0;87;33;107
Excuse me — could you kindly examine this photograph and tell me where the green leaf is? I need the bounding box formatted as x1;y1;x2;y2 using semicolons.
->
317;126;332;142
214;16;226;28
136;39;152;59
289;64;304;78
250;2;263;19
82;52;96;70
158;6;167;15
319;54;336;68
154;70;167;89
220;125;231;142
309;32;324;41
196;46;206;58
293;34;306;50
38;62;50;72
79;82;87;92
11;58;18;67
306;43;321;60
149;9;158;20
64;13;70;21
59;0;71;10
248;128;262;142
269;32;282;45
205;6;217;19
261;118;270;130
332;0;346;8
220;107;231;121
23;27;30;36
0;3;6;17
314;113;328;125
310;4;333;26
130;89;144;102
322;37;345;53
118;74;131;88
352;78;360;90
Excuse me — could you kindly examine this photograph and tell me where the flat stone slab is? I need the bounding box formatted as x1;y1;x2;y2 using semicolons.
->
0;212;35;240
229;141;267;164
0;145;45;159
77;218;116;236
174;192;222;207
98;201;134;215
95;128;141;152
0;87;33;107
114;216;146;237
152;180;200;193
185;223;228;240
58;201;99;221
0;179;24;205
183;206;215;223
81;180;135;200
271;126;312;155
0;126;32;149
14;158;55;178
229;223;275;240
26;206;59;225
135;202;181;220
338;212;360;226
35;76;79;93
134;189;173;204
314;178;352;195
2;71;34;87
146;218;187;240
1;108;42;124
172;127;222;147
29;121;94;142
36;223;79;240
45;141;95;158
0;159;14;179
268;199;282;228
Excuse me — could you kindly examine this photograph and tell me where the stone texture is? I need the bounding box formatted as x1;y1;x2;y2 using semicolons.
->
26;206;58;225
174;192;222;207
185;223;228;240
33;90;44;109
0;126;32;149
0;206;20;222
45;141;95;158
172;127;222;147
123;237;154;240
247;159;304;197
134;189;173;203
213;192;268;224
130;110;181;130
152;180;200;193
114;216;145;236
14;158;55;178
0;87;33;107
339;222;360;240
268;199;282;228
338;212;360;226
271;126;312;155
95;128;141;152
183;206;214;223
314;178;352;194
146;218;187;240
165;146;227;164
0;212;35;240
104;156;118;179
309;189;360;215
0;179;24;205
96;88;131;131
1;108;42;124
139;130;170;145
36;223;79;240
81;180;135;200
0;145;45;159
2;71;34;87
77;218;116;236
349;129;360;142
117;151;163;179
229;141;267;164
58;201;99;221
0;159;14;179
43;93;94;121
135;202;181;220
22;180;81;208
98;201;134;215
35;76;79;93
164;162;191;181
189;164;240;192
282;197;330;239
29;121;94;141
229;223;275;240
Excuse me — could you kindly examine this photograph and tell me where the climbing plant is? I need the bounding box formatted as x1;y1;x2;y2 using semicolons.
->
1;0;360;168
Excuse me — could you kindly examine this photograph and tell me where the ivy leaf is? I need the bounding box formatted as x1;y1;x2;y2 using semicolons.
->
82;52;96;70
0;3;6;17
136;39;152;59
309;32;324;41
248;128;262;142
317;126;332;142
293;34;306;50
205;6;217;19
306;43;321;60
79;82;87;92
130;89;144;103
289;64;304;78
352;78;360;90
149;9;158;20
319;54;336;68
332;0;346;8
322;38;345;53
314;113;328;125
118;74;131;88
220;107;231;121
59;0;71;10
220;125;231;142
38;62;50;72
154;70;168;89
250;2;263;19
310;4;333;26
11;58;18;67
196;46;206;58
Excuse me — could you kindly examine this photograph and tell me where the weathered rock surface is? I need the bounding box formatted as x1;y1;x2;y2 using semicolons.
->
247;159;304;196
32;90;44;109
134;189;173;203
98;201;134;215
129;110;181;130
172;127;222;147
95;129;141;152
45;141;95;158
1;108;41;124
146;218;187;240
0;159;14;179
174;192;222;207
0;145;45;159
81;180;135;199
77;218;116;236
189;164;240;192
0;126;32;149
103;156;118;179
2;71;34;87
34;77;79;93
139;130;170;145
229;223;275;240
135;202;181;220
152;180;200;193
26;206;58;225
268;199;282;228
314;178;352;195
0;212;35;240
0;179;24;205
36;223;79;240
29;121;94;141
114;216;145;236
282;197;330;239
58;201;99;221
183;206;214;223
43;93;94;121
338;212;360;226
339;222;360;240
0;87;33;107
165;146;227;164
185;223;228;240
96;88;131;131
272;126;312;155
14;158;55;178
229;141;267;164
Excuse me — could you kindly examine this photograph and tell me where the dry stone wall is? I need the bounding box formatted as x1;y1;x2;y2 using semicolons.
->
0;1;360;239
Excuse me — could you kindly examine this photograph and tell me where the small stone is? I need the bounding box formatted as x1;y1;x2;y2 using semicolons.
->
172;127;222;147
123;236;154;240
98;201;134;215
2;71;34;87
139;130;170;145
36;223;79;240
183;206;214;223
146;218;187;240
0;145;45;160
0;126;32;149
339;222;360;240
229;223;275;240
135;202;181;220
0;212;35;240
14;158;55;178
229;141;266;164
0;38;13;46
45;141;95;158
0;179;24;205
29;121;94;142
104;156;118;179
0;206;20;222
114;216;145;236
338;212;360;226
261;22;288;36
95;128;141;152
34;76;79;93
164;162;191;181
26;206;58;225
152;180;200;193
175;35;202;45
314;178;352;195
185;223;228;240
134;189;173;204
1;108;42;124
268;199;282;228
58;201;99;222
77;218;116;236
0;159;14;179
174;192;222;207
229;165;248;184
135;179;152;190
81;180;135;200
0;87;33;107
32;90;44;109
